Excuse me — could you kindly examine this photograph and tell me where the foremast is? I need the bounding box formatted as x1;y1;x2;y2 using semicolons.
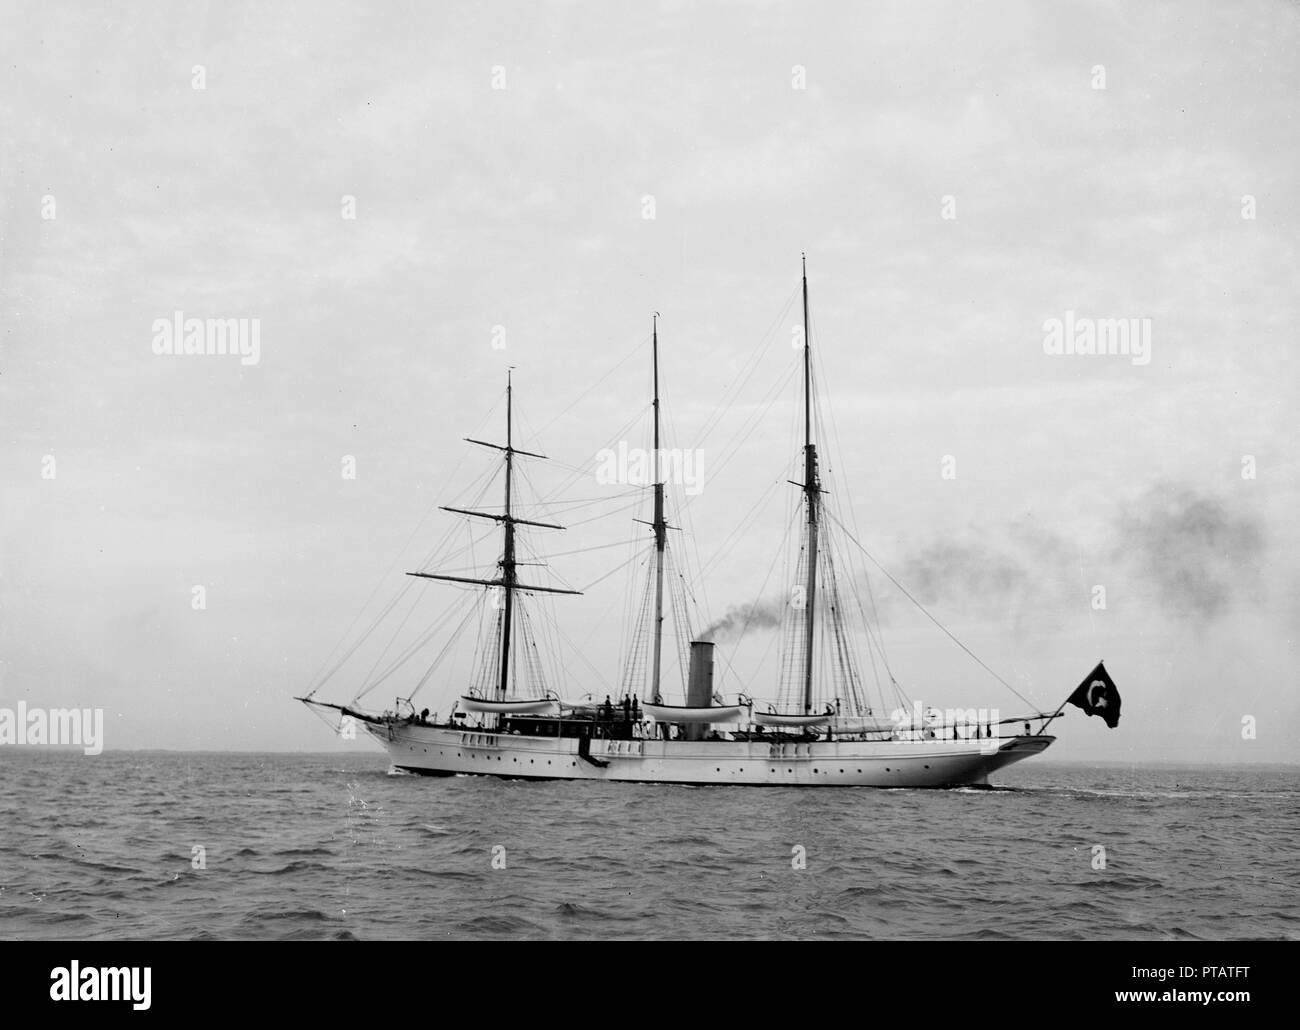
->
407;369;580;704
499;371;517;701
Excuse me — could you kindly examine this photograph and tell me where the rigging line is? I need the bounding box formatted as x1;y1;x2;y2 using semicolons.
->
855;542;901;691
471;587;487;686
411;523;504;576
399;461;505;579
614;536;646;698
531;406;649;507
411;601;482;696
355;586;426;697
304;392;506;702
712;503;800;685
673;555;697;647
706;357;800;470
673;361;800;525
622;552;656;697
529;493;644;524
303;702;346;735
675;558;693;692
803;331;912;708
564;497;644;528
579;545;649;594
534;332;653;437
859;587;885;707
845;552;900;694
514;462;642;532
526;538;645;561
506;490;642;512
777;465;804;710
550;611;613;695
567;556;630;659
655;394;710;637
694;286;799;446
363;588;484;697
827;510;1038;710
667;550;690;697
310;581;415;697
535;596;560;699
361;595;474;697
543;591;572;699
695;474;787;581
829;547;867;711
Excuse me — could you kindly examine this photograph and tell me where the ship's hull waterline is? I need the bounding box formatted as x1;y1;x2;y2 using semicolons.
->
365;722;1054;788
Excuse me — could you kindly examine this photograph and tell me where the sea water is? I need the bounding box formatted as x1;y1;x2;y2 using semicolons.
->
1;752;1295;940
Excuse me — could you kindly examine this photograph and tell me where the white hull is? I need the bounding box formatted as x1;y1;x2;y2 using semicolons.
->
364;721;1053;787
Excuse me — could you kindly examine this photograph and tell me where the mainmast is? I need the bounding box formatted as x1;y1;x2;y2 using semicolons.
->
801;255;821;713
407;370;581;704
649;314;666;702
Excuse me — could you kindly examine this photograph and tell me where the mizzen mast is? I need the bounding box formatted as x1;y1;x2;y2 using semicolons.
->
800;255;822;713
649;314;667;702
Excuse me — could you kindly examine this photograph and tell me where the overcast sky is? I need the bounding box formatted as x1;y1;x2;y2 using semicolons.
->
2;0;1296;762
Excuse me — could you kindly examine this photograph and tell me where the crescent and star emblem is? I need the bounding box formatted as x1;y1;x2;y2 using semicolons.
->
1088;680;1109;709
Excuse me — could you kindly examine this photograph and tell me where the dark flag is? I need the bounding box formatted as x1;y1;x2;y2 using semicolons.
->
1067;661;1122;728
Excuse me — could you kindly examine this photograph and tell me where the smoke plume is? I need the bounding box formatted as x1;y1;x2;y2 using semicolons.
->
699;598;785;641
1113;481;1265;621
696;482;1266;638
